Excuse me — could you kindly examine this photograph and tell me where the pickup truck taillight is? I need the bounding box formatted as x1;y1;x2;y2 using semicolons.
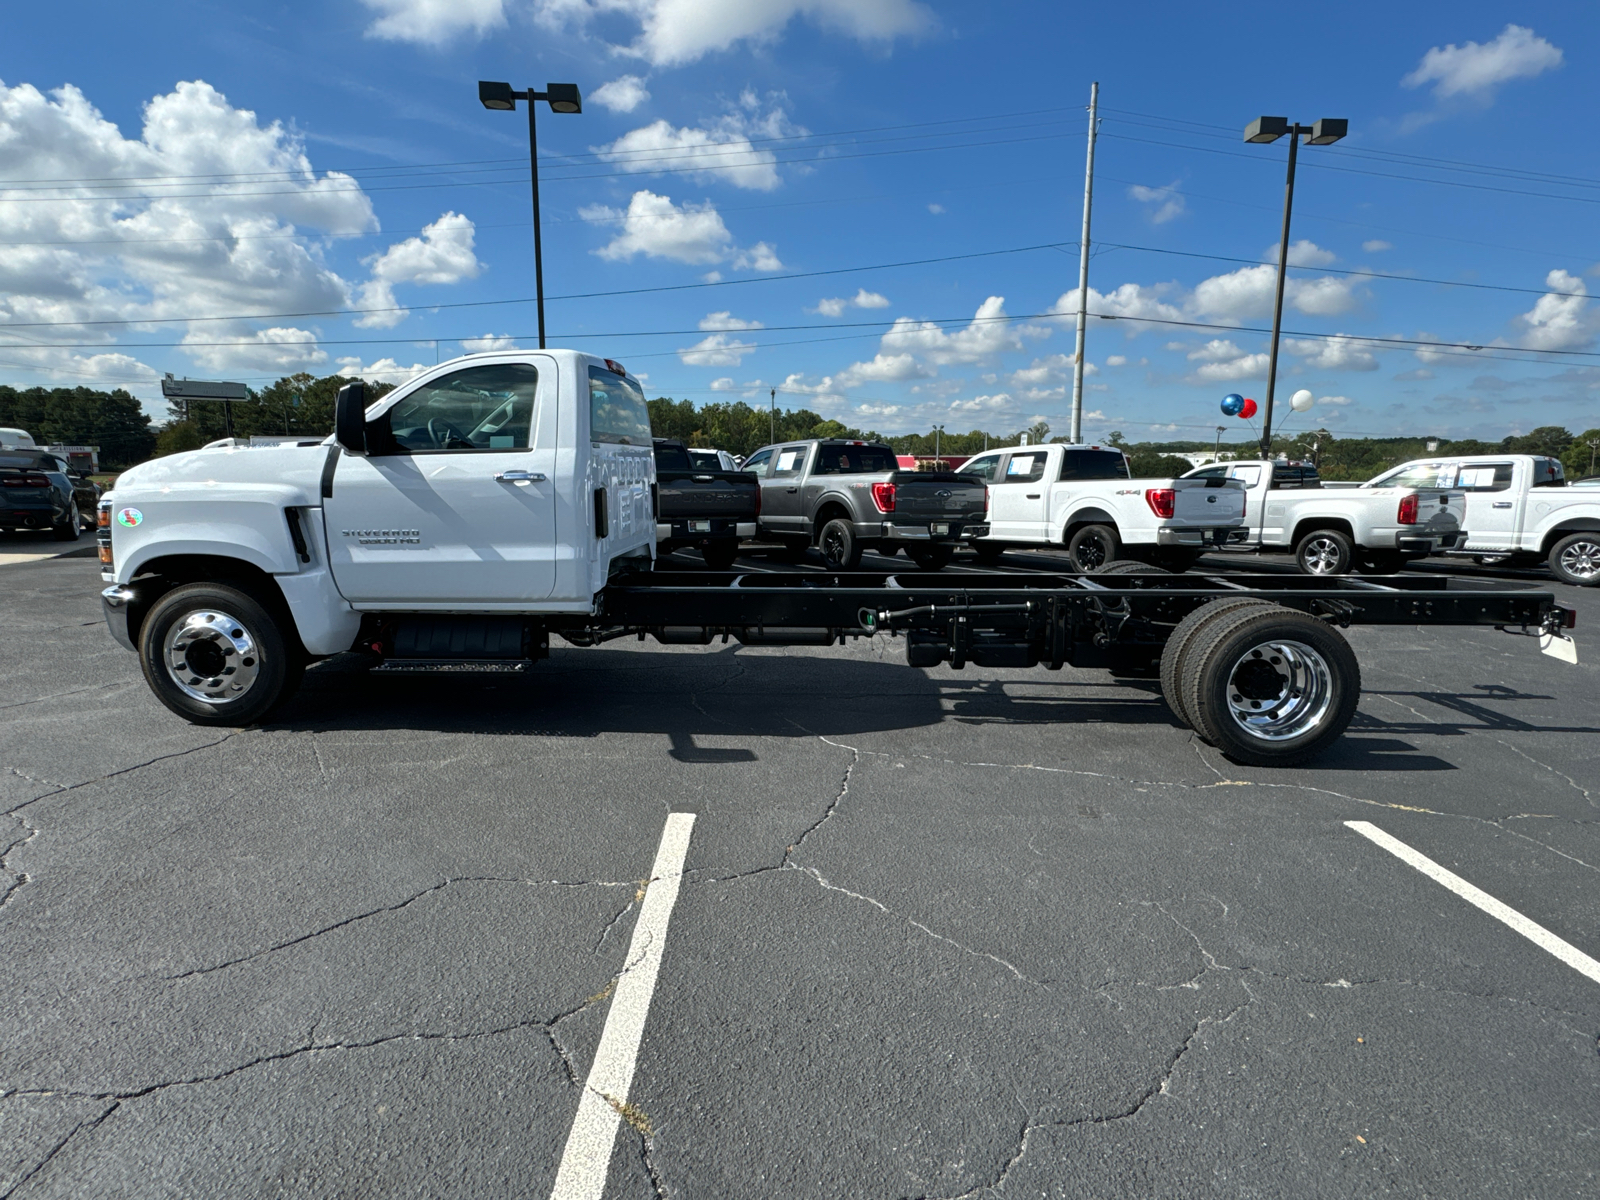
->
1144;488;1176;519
1397;494;1419;525
871;482;896;513
753;483;761;516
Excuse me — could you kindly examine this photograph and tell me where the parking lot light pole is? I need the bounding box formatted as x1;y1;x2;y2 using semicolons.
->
1244;115;1347;459
933;423;944;462
479;80;582;349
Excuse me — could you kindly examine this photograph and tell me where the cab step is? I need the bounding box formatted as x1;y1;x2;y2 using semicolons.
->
372;659;533;673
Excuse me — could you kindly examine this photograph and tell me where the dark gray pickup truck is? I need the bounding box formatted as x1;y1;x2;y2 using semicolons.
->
653;438;760;570
741;438;989;570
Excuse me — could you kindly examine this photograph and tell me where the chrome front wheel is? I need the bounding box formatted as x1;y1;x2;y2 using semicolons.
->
1550;533;1600;586
162;607;264;703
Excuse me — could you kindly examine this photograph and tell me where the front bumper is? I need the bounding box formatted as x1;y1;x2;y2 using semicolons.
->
101;585;138;652
1157;527;1249;547
871;521;988;542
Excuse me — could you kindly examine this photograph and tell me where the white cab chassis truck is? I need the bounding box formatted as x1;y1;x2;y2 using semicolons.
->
1182;460;1465;576
95;351;1575;767
956;444;1248;571
1358;454;1600;587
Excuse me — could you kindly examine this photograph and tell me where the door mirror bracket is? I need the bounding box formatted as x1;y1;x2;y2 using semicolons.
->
335;382;368;455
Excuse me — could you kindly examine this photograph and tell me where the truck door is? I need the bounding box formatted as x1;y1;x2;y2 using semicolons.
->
1456;460;1520;549
323;359;559;605
1224;464;1268;535
759;444;811;537
990;450;1049;539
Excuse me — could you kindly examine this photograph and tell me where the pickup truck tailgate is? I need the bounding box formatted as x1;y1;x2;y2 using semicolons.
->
890;471;988;522
1171;478;1246;526
656;472;759;520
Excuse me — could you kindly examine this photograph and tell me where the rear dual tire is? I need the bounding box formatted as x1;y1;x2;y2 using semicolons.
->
1159;601;1360;766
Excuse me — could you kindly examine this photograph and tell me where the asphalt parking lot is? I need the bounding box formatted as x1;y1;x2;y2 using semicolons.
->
2;551;1597;1198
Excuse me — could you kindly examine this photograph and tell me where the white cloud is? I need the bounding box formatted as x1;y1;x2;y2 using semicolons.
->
709;376;737;390
927;203;945;214
1184;341;1269;382
1363;239;1393;253
355;212;481;328
1515;269;1595;351
582;190;732;264
0;79;394;378
1187;339;1247;363
678;333;756;366
1403;24;1562;99
461;333;521;352
811;288;889;317
1265;239;1336;268
591;75;651;113
699;310;762;331
332;356;433;386
186;327;327;373
881;296;1049;366
830;353;933;387
949;392;1014;413
1105;355;1127;367
361;0;506;41
1051;282;1185;330
1286;337;1380;372
1318;395;1354;406
1129;181;1185;225
1190;263;1357;320
532;0;935;67
732;241;783;271
593;92;804;191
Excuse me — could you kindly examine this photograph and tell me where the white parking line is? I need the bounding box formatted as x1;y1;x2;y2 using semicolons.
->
1346;820;1600;986
550;812;697;1200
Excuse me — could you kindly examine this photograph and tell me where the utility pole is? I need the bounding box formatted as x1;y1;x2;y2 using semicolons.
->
1070;81;1099;446
933;423;944;462
1585;437;1600;476
770;388;776;445
1214;425;1226;463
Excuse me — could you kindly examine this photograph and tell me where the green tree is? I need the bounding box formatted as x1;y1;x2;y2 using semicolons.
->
1563;429;1600;480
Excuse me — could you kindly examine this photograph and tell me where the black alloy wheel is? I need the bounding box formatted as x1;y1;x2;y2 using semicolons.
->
1067;524;1121;572
818;519;862;569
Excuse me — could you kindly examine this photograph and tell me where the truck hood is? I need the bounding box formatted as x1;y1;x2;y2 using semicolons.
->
115;441;331;495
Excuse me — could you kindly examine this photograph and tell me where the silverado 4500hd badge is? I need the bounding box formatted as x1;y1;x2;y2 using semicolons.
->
342;528;421;545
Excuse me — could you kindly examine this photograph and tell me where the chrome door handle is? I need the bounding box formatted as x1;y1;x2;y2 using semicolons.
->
495;470;546;482
1492;501;1512;508
786;487;798;493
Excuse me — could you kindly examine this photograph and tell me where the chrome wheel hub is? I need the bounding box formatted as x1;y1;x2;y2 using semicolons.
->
1559;539;1600;580
1302;537;1342;573
162;609;262;704
1225;639;1333;742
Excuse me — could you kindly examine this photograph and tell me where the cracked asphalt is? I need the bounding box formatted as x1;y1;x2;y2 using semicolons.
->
2;553;1598;1198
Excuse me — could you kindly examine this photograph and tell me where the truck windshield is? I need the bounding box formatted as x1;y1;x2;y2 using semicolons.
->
1059;450;1130;480
1368;461;1456;489
815;444;898;473
589;367;653;445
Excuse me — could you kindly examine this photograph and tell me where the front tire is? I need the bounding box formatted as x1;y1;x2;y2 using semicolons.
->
700;541;738;571
1067;524;1121;572
1356;549;1405;575
972;542;1006;566
1295;529;1353;576
817;519;862;569
1548;532;1600;586
139;583;302;726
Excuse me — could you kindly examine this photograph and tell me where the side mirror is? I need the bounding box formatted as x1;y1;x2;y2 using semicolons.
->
335;382;368;455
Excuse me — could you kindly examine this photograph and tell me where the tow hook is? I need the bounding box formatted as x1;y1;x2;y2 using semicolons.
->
1540;605;1579;664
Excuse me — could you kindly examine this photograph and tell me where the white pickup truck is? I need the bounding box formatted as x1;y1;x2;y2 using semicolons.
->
90;348;1578;767
1181;460;1465;575
956;443;1248;571
1353;454;1600;586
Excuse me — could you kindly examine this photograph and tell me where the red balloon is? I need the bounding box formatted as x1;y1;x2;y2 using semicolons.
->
1239;397;1258;419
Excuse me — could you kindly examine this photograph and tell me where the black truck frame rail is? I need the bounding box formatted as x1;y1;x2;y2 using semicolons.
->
581;570;1570;667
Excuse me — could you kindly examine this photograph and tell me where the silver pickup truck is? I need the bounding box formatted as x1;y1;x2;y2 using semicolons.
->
740;438;989;570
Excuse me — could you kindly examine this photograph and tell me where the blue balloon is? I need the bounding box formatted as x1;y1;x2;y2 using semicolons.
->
1220;393;1245;416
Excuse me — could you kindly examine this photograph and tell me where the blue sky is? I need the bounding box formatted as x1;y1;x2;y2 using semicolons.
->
2;1;1596;443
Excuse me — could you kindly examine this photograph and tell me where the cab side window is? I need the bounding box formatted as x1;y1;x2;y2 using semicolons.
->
960;455;1000;482
741;448;774;476
378;363;538;454
772;445;808;477
1003;452;1047;483
1456;462;1515;492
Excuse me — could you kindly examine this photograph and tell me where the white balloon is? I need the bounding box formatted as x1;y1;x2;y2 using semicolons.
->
1290;389;1315;412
